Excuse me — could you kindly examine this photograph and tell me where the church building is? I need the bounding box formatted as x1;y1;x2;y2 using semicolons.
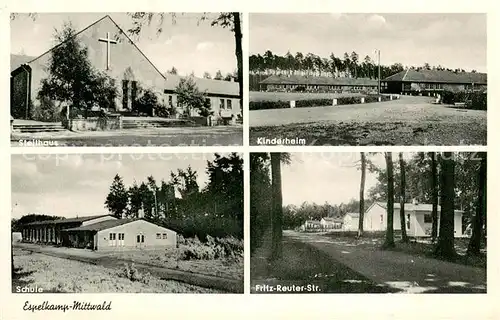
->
10;15;241;122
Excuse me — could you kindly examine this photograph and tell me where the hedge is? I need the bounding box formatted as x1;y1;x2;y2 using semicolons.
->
441;91;487;110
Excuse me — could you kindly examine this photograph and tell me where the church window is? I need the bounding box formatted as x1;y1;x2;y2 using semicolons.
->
122;80;129;109
227;99;232;110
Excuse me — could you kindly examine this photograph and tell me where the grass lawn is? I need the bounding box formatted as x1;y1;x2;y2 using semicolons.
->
12;248;220;293
250;91;362;102
106;246;243;280
323;233;486;269
250;120;486;146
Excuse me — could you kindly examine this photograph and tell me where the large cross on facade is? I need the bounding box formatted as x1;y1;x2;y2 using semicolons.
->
98;32;118;70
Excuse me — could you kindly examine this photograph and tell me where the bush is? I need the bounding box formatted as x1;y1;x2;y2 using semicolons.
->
119;263;152;284
32;97;62;122
179;235;244;261
337;96;361;105
295;99;332;108
441;91;487;110
249;100;290;110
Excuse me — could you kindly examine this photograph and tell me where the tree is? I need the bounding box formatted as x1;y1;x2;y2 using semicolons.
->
134;87;159;116
467;153;486;255
127;181;143;218
383;152;395;248
358;152;366;237
38;22;117;119
434;152;457;260
430;152;439;241
105;174;128;219
214;70;224;80
270;153;283;260
175;76;211;117
168;66;178;75
203;71;212;79
399;153;409;243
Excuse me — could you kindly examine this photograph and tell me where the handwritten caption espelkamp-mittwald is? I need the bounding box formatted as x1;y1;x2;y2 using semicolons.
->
24;301;112;312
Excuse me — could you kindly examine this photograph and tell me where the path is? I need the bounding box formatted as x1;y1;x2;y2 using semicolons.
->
286;230;486;293
14;243;243;293
11;126;243;147
250;96;485;127
250;230;395;293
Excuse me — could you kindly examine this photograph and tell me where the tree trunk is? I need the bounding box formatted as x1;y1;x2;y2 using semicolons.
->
435;152;456;260
384;152;395;248
358;152;366;237
467;152;486;256
270;153;283;261
431;152;439;241
232;13;243;111
399;153;409;243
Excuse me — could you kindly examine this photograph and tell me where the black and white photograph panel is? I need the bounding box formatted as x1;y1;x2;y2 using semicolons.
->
10;12;243;147
250;152;486;293
11;153;244;293
249;13;487;146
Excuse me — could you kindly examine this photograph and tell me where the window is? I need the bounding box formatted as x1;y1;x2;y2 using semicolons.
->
122;80;129;109
141;235;145;243
380;215;383;223
118;233;124;240
162;233;167;239
136;235;140;243
219;99;225;110
168;95;173;107
424;214;432;223
109;233;116;240
156;233;161;239
227;99;232;110
131;81;138;109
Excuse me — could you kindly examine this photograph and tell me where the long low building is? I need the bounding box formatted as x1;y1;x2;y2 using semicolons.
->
382;69;487;94
259;74;378;93
20;214;176;251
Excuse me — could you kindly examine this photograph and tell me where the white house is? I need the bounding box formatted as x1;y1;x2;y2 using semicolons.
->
320;217;343;230
363;201;463;237
342;212;360;231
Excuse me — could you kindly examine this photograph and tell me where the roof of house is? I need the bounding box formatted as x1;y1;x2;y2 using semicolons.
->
372;201;464;213
164;74;240;97
23;214;113;226
383;69;487;84
321;217;344;223
259;74;378;86
62;218;143;232
344;212;360;218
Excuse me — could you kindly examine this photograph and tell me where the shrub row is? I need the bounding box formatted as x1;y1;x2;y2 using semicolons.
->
441;91;487;110
178;235;244;261
249;95;394;110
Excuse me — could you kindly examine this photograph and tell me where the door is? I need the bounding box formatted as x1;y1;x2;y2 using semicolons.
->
136;234;144;248
118;233;124;247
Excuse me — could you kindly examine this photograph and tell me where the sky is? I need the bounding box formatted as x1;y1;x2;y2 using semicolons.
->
250;13;487;72
10;12;237;77
281;152;412;206
11;153;231;219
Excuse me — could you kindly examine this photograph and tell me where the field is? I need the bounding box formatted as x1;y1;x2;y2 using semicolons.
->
12;248;219;293
250;95;487;145
250;91;362;102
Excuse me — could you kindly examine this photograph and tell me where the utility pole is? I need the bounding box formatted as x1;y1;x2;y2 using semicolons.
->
377;49;381;95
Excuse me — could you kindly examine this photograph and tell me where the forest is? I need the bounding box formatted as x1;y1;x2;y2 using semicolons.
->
249;50;479;91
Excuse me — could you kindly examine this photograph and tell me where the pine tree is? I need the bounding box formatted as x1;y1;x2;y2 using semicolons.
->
105;174;128;219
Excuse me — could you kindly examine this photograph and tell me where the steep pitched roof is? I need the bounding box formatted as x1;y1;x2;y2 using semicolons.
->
23;214;113;226
383;69;487;84
260;74;378;86
10;54;37;72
